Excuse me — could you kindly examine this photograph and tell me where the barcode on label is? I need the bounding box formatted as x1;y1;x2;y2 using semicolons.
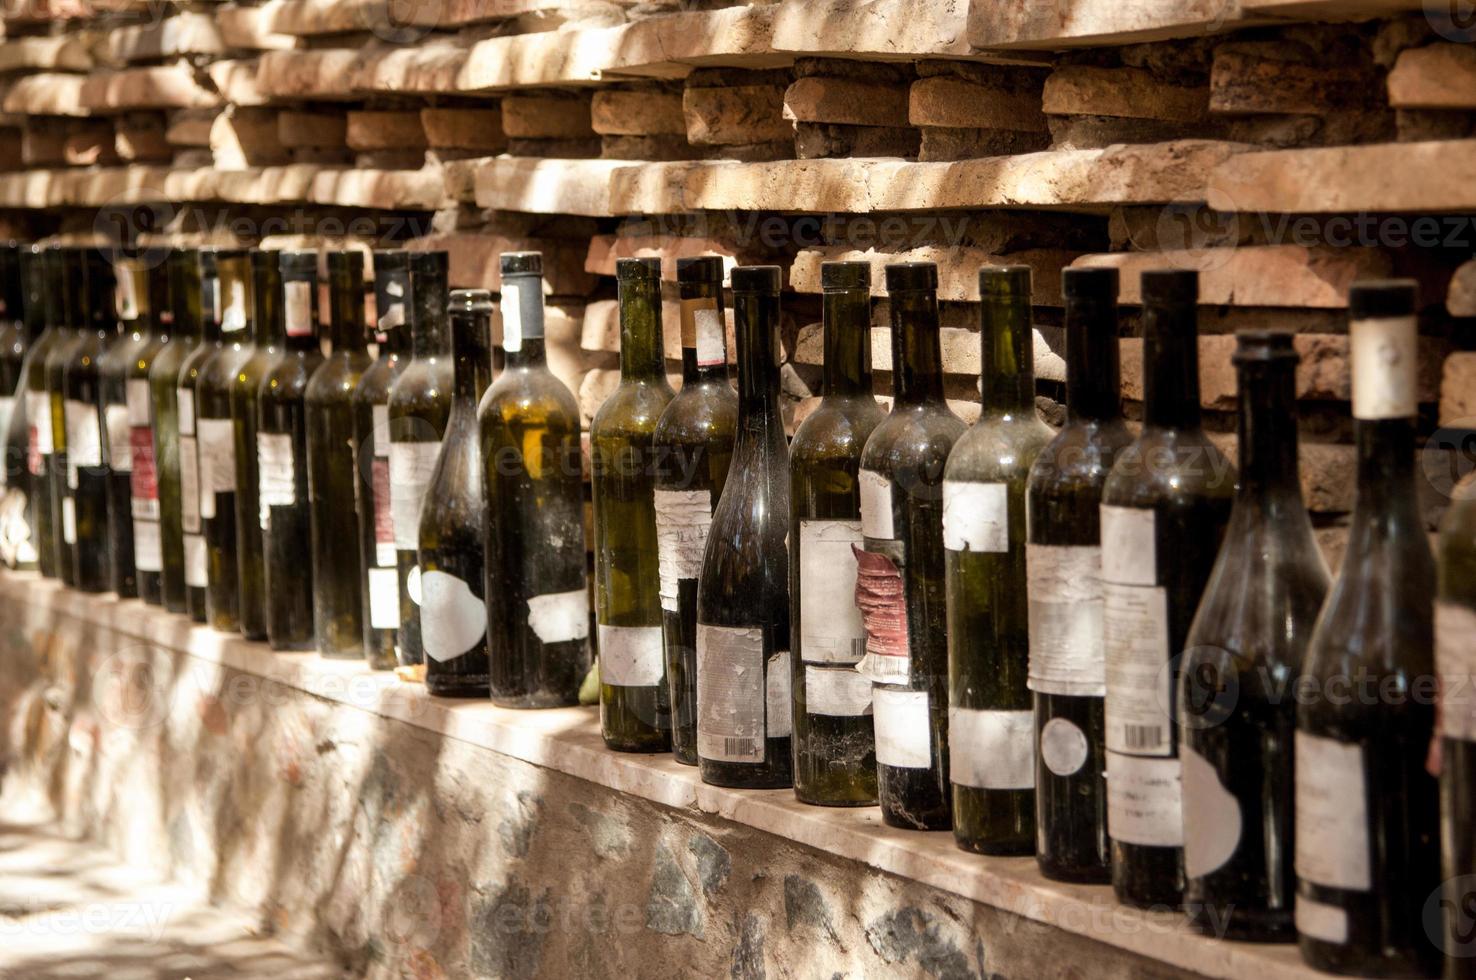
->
722;737;758;758
1123;724;1163;752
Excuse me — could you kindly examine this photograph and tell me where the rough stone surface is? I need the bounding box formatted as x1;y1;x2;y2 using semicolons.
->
1210;42;1361;116
683;84;792;146
782;75;909;127
1043;65;1209;121
211;107;289;169
794;123;919;160
1442;351;1476;426
1388;42;1476;109
908;74;1047;131
114;112;173;163
346;110;427;151
278;109;347;149
918;126;1050;161
502;94;595;139
80;64;222;112
1450;259;1476;318
420;107;507;151
591;88;686;136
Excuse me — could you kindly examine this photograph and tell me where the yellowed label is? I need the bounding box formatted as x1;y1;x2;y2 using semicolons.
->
679;296;717;352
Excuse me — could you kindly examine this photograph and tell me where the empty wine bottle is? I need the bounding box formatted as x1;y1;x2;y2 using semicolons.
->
354;249;412;669
945;266;1055;855
1102;270;1234;910
1027;267;1132;884
61;248;116;594
307;251;372;658
0;244;45;570
45;247;86;585
166;248;212;621
421;289;493;697
231;250;281;638
24;246;67;578
196;249;255;631
655;256;737;762
789;261;885;807
594;257;675;752
1179;331;1329;940
693;266;791;788
480;251;590;706
1438;469;1476;976
858;262;967;831
257;251;323;650
1295;280;1440;976
0;243;25;550
388;250;453;676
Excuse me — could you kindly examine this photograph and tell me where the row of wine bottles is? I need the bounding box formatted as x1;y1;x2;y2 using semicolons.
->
2;242;1473;977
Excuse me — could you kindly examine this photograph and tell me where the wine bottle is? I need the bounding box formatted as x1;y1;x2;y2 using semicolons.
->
694;265;791;788
421;289;493;697
0;243;44;571
944;266;1055;854
1026;267;1132;883
1438;469;1476;974
98;249;160;600
196;249;255;631
593;257;675;752
857;262;967;831
257;251;323;650
0;244;25;532
1101;270;1235;909
388;250;453;676
354;249;412;669
231;249;281;640
480;251;590;706
61;248;116;594
1178;331;1329;939
307;250;373;658
23;246;67;578
789;261;885;806
45;247;86;585
165;248;212;622
1295;280;1440;976
654;255;737;762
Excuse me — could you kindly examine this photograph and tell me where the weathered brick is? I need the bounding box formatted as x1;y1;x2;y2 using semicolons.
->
1388;43;1476;109
908;75;1047;132
1442;351;1476;426
917;126;1050;161
114;113;172;163
211;107;289;169
420;108;505;152
683;85;791;146
782;76;908;127
166;109;218;148
501;95;594;140
1210;42;1363;116
346;110;426;151
591;89;686;136
1043;66;1209;121
1207;140;1476;214
1450;259;1476;318
278;110;347;149
794;123;919;160
23;119;117;167
79;64;221;112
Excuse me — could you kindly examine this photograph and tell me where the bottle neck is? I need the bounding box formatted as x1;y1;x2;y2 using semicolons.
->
1237;360;1303;501
1143;303;1202;430
253;268;281;347
891;289;944;406
618;276;664;382
1351;418;1420;529
980;289;1035;413
412;272;449;359
822;287;871;397
733;288;781;425
678;282;728;384
451;313;492;405
503;272;546;370
1065;294;1121;422
330;275;366;353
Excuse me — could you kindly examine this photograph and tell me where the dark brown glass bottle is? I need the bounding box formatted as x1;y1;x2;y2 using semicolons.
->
789;262;885;807
1295;281;1440;977
231;250;281;640
1027;267;1132;884
655;256;737;762
61;248;116;594
0;244;44;570
857;262;967;831
1437;466;1476;976
421;290;493;697
168;248;214;622
25;246;68;578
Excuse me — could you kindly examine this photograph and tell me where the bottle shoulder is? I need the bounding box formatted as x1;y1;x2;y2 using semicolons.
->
305;352;371;403
860;403;968;476
1103;425;1237;507
1027;418;1134;496
790;395;885;462
945;412;1055;484
388;358;453;412
261;352;324;401
481;366;580;422
353;356;401;406
591;379;674;440
654;381;737;448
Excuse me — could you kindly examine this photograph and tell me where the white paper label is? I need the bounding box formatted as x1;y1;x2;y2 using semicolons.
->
421;569;486;662
949;707;1034;789
371;404;390;458
65;398;101;487
1103;582;1171;756
197;417;236;520
942;481;1008;553
1294;732;1370;892
654;488;712;612
598;623;664;687
1100;505;1156;586
179;435;200;533
859;468;893;540
125;378;150;426
285;280;314;338
798;520;867;664
1027;544;1106;696
389;440;441;551
222;279;247;333
177;387;195;436
1106;751;1183;847
1181;742;1241;880
27;390;51;455
527;588;589;644
501;282;522;354
804;664;873;717
368;566;400;629
116;265;138;320
256;432;296;530
873;687;931;769
105;404;132;472
1351;315;1417;420
61;495;75;543
697;624;768;763
1295;896;1349;946
1437;602;1476;741
695;306;726;368
1040;717;1089;777
184;533;207;587
133;517;162;572
767;649;792;739
380;300;404;332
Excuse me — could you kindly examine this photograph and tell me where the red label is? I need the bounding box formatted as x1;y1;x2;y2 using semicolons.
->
853;545;908;660
372;458;393;547
130;427;157;501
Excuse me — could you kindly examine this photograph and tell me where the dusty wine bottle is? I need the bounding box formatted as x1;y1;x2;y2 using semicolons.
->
45;247;86;585
0;243;44;571
169;248;214;622
231;249;282;640
61;247;116;594
25;246;68;578
1437;469;1476;973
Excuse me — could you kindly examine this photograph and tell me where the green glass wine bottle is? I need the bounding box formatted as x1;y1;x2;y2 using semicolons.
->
231;249;281;640
1026;267;1132;884
421;289;493;697
257;251;323;650
388;250;453;677
139;250;184;612
858;262;967;831
594;257;675;752
45;247;86;585
307;250;373;658
354;249;412;669
944;266;1055;855
61;247;116;594
480;251;590;706
24;246;67;578
789;261;885;806
0;242;26;566
1102;270;1234;910
1437;466;1476;974
196;249;255;632
167;248;212;622
654;255;737;762
0;243;45;571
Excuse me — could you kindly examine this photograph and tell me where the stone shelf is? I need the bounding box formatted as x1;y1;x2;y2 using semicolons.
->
0;569;1324;980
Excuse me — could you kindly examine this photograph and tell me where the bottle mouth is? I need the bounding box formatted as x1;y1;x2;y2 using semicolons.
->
1348;278;1417;320
884;261;937;293
676;254;723;286
1232;329;1299;365
821;260;869;291
731;265;781;294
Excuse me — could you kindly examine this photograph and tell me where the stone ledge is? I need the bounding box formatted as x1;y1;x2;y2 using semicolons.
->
0;164;446;209
0;569;1323;980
